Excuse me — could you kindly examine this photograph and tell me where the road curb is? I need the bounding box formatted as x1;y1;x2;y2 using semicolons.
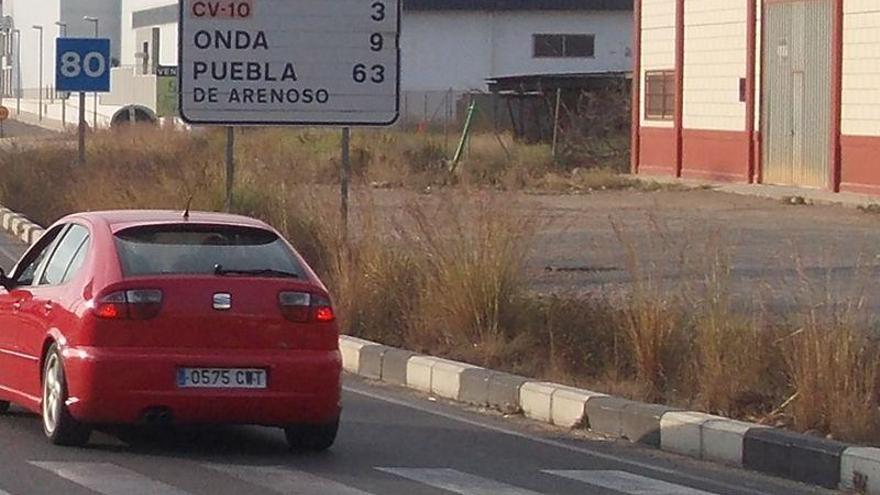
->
338;335;880;493
0;207;44;246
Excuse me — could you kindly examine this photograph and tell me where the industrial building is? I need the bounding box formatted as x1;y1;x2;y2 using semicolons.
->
632;0;880;194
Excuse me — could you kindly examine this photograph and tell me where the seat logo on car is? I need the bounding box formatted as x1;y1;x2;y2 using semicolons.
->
213;293;232;310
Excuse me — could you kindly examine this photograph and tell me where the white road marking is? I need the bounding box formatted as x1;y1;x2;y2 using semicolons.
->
29;462;191;495
545;470;720;495
203;464;374;495
344;384;789;495
377;468;541;495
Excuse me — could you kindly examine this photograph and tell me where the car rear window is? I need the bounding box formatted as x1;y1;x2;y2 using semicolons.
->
114;224;304;278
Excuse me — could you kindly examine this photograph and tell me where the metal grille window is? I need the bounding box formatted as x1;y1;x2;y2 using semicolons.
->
644;70;675;121
533;34;595;58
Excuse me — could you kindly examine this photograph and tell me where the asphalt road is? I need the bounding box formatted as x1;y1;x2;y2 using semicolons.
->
0;232;832;495
0;119;56;139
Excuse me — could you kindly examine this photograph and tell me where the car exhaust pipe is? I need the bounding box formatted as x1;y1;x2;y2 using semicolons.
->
142;407;173;425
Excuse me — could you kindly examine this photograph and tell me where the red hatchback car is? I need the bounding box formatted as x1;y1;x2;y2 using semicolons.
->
0;210;342;449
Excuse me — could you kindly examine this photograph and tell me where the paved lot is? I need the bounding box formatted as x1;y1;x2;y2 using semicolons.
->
522;188;880;312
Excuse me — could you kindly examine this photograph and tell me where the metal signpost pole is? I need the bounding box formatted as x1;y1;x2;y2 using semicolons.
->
340;127;351;248
224;127;235;212
78;92;85;165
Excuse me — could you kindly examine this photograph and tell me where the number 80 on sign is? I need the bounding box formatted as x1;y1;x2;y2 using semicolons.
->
55;38;111;93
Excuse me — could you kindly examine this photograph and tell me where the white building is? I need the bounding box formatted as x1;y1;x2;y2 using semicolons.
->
2;0;121;98
6;0;633;124
118;0;632;122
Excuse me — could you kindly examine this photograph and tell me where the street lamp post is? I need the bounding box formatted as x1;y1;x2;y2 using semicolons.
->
32;25;42;121
54;21;67;127
83;16;98;128
12;28;19;115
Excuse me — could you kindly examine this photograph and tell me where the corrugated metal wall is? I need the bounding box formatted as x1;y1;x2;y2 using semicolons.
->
762;0;832;188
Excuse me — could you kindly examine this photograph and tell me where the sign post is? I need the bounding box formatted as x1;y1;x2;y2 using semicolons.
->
55;38;111;166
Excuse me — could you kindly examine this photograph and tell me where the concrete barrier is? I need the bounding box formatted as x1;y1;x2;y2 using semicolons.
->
841;447;880;494
520;382;557;423
406;355;436;393
338;336;381;374
621;402;680;447
585;396;636;439
660;411;723;459
459;368;493;406
380;348;416;386
743;427;847;489
551;386;606;428
358;344;390;380
701;419;759;466
431;358;481;400
487;372;527;414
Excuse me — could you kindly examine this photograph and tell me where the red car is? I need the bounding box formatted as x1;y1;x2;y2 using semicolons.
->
0;210;341;449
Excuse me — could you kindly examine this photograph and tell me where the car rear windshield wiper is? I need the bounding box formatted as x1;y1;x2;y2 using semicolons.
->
213;265;300;278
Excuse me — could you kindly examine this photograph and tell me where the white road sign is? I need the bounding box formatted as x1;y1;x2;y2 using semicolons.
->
178;0;400;125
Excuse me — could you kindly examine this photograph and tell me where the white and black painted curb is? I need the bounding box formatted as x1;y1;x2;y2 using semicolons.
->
1;203;877;492
340;335;880;493
0;206;44;246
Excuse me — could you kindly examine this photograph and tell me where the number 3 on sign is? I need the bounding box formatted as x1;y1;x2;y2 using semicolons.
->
60;51;106;78
371;1;385;21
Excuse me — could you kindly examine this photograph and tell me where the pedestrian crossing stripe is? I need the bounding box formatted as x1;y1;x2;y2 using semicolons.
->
378;467;542;495
203;464;373;495
545;470;720;495
29;462;190;495
23;462;726;495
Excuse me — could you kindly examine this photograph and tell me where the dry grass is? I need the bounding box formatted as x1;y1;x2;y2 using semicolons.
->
3;126;880;444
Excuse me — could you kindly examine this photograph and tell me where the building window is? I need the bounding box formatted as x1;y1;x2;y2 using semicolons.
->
644;70;676;121
533;34;595;58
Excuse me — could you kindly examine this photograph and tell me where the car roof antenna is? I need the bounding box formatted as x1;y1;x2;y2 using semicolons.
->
183;195;194;221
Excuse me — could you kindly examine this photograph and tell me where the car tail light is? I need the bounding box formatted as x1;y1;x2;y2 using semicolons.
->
94;289;163;320
279;291;335;323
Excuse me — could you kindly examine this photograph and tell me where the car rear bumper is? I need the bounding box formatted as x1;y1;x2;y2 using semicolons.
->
62;346;342;426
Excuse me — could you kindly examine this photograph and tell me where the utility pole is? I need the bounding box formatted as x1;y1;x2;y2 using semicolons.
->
12;28;19;115
54;22;67;128
32;25;43;121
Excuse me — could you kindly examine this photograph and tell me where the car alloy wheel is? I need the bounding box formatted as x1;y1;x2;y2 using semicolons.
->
41;344;90;446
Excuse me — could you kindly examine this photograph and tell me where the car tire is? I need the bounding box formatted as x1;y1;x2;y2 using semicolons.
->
0;401;9;414
42;344;91;447
284;418;339;452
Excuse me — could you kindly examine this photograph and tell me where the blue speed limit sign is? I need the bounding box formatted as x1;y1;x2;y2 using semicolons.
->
56;38;111;92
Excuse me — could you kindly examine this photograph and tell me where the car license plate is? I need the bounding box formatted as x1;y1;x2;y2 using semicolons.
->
177;368;267;389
